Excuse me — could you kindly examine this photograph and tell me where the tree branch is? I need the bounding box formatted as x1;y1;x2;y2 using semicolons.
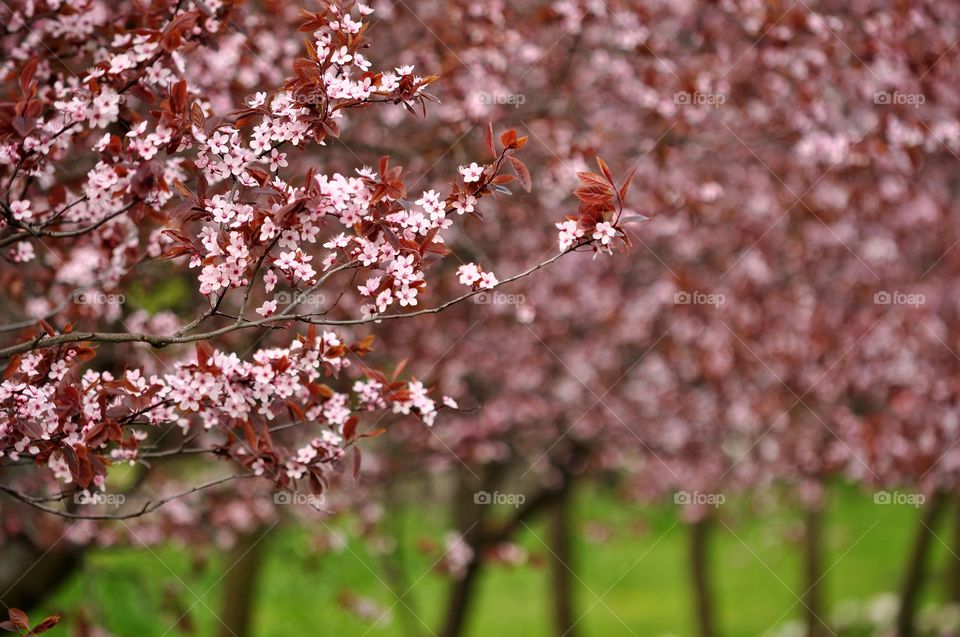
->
0;243;583;359
0;473;254;520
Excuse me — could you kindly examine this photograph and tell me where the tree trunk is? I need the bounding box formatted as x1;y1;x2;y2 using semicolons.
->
802;504;827;637
0;541;82;611
549;483;577;637
437;463;573;637
438;468;490;637
217;529;266;637
438;556;483;637
949;497;960;604
690;517;717;637
897;490;948;637
436;444;582;637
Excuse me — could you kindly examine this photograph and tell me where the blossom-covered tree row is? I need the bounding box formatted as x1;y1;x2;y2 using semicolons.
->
0;0;629;521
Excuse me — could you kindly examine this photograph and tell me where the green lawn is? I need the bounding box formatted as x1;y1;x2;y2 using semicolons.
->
36;483;957;636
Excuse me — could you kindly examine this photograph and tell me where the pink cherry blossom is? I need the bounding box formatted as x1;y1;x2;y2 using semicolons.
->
458;162;484;183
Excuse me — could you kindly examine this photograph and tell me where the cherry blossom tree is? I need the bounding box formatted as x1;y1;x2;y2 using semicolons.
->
0;3;639;631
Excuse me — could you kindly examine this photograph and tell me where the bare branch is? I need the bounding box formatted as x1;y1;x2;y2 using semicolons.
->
0;473;254;520
0;244;582;359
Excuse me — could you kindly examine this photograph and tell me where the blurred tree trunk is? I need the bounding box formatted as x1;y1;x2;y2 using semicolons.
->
897;490;947;637
0;540;82;611
0;440;163;611
438;456;577;637
438;556;483;637
218;529;266;637
802;504;827;637
549;482;577;637
439;468;490;637
690;517;716;637
949;498;960;604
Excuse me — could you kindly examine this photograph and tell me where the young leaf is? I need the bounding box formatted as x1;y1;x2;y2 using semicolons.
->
352;446;362;479
27;615;61;635
20;58;38;94
618;166;637;202
596;156;614;183
508;156;532;192
8;610;29;632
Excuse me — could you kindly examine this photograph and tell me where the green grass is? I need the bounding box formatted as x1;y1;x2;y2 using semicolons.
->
36;482;955;636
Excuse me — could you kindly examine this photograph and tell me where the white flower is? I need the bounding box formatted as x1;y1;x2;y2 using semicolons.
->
458;162;484;183
592;222;616;245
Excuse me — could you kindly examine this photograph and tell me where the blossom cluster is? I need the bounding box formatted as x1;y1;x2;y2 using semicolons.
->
0;327;446;491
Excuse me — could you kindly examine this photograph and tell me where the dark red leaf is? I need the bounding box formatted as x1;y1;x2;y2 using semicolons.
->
27;615;60;635
20;59;39;94
596;156;614;184
9;609;29;631
508;156;532;192
352;446;362;479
